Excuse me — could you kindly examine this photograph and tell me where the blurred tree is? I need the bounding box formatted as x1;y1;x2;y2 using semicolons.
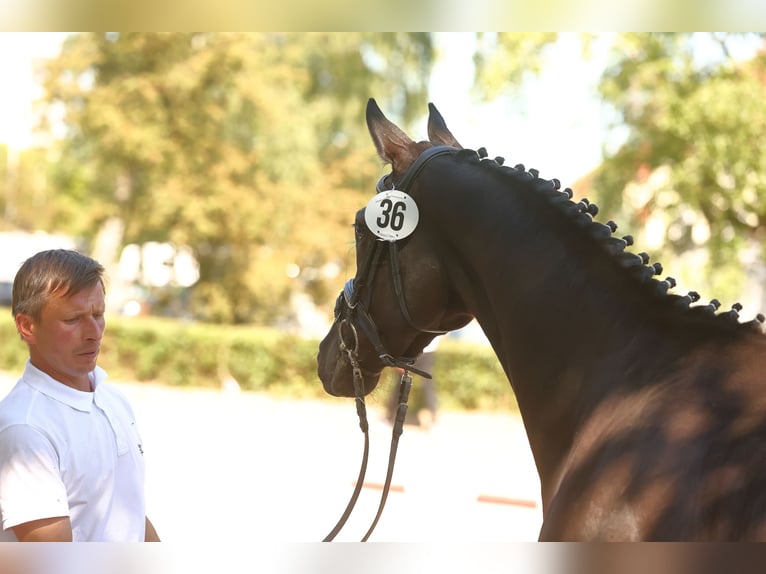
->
471;33;766;306
40;32;433;323
592;33;766;302
0;145;55;230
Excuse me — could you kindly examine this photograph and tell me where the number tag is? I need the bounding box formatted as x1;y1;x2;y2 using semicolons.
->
364;190;419;241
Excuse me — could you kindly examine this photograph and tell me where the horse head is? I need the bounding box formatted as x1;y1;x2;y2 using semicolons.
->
317;99;472;398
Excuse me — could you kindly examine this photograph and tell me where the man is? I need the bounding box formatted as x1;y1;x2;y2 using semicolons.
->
0;249;159;541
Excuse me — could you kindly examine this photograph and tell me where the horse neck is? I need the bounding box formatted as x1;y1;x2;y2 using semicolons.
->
420;158;735;491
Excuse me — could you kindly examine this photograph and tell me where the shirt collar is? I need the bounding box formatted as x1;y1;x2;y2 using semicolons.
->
22;360;107;413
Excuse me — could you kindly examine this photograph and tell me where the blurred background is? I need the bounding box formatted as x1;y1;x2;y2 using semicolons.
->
2;32;766;545
2;32;766;328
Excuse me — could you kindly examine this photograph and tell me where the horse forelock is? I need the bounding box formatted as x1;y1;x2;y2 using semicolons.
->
442;147;765;337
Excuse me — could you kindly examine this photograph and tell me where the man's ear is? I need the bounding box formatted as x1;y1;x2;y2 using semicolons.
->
15;314;37;344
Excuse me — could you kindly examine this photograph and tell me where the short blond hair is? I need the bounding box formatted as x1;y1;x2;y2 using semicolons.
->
12;249;105;321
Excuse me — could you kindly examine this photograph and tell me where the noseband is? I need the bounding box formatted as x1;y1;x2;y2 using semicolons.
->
322;145;456;542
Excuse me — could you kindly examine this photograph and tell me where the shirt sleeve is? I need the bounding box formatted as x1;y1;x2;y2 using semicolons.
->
0;425;70;530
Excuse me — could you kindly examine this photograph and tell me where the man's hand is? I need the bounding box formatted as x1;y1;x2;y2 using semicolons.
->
145;517;160;541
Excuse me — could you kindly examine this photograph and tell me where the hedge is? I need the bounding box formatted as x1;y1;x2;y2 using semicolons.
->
0;308;518;412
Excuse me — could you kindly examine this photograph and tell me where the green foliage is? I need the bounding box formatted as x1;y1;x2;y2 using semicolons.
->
23;32;766;330
0;315;26;372
593;33;766;300
428;339;516;411
373;339;516;412
95;317;316;393
0;309;516;411
467;32;766;309
38;33;435;324
0;146;57;232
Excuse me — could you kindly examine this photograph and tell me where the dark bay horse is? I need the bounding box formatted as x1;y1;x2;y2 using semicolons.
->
317;98;766;541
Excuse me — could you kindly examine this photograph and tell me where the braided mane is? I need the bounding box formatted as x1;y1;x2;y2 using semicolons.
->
455;147;766;334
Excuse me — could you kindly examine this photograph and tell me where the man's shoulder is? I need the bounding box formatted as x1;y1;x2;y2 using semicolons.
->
0;387;56;454
0;379;36;428
0;376;72;434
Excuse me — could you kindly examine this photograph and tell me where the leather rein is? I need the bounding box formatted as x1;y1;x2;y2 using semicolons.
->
322;145;456;542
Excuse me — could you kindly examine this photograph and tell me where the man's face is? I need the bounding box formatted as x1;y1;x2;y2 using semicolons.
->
17;283;106;391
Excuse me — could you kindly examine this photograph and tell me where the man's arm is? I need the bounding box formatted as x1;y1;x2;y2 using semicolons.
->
13;516;73;542
0;426;71;542
145;516;160;541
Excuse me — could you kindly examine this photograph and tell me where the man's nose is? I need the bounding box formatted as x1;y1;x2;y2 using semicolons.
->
84;316;104;339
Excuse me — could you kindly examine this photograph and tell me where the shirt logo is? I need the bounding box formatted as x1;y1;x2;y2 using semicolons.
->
131;421;144;455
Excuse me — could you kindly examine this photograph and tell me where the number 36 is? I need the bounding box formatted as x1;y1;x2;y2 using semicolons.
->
376;199;406;231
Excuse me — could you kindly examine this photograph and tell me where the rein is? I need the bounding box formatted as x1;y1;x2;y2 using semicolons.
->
321;318;413;542
322;145;456;542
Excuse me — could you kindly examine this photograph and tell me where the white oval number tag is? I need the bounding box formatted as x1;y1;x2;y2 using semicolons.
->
364;190;419;241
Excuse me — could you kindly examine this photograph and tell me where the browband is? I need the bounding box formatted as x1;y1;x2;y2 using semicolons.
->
375;145;457;194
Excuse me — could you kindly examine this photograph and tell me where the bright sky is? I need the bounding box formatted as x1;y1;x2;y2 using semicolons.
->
0;32;612;184
0;32;69;149
426;32;613;187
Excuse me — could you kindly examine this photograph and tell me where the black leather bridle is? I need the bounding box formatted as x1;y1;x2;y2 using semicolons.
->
335;145;456;378
322;145;457;542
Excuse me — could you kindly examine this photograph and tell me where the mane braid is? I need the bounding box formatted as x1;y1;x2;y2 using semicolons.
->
463;147;766;335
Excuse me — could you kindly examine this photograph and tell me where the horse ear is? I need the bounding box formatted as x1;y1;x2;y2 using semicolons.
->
427;103;462;149
366;98;420;168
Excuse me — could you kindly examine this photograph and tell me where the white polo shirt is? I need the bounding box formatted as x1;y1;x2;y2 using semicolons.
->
0;361;146;541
